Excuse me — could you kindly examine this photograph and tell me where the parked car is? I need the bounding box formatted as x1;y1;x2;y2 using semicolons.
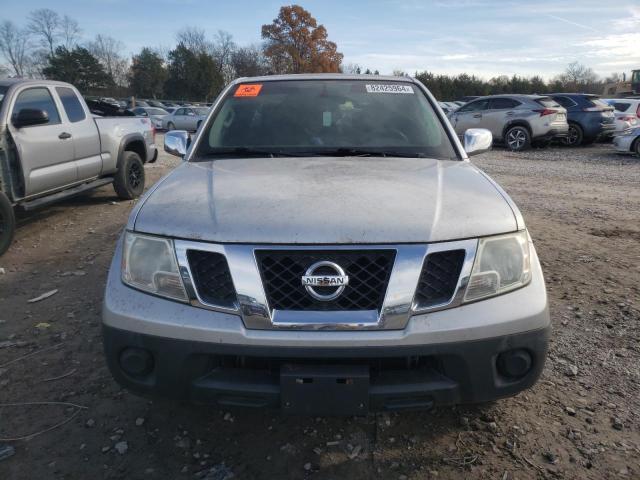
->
449;95;568;151
613;126;640;157
127;99;150;108
131;106;170;130
163;106;209;131
147;100;166;108
103;74;549;415
0;79;157;255
86;98;135;117
99;97;120;108
549;93;616;146
438;101;454;114
603;98;640;134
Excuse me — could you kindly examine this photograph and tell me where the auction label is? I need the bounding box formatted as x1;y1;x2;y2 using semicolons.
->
234;84;263;97
365;84;414;94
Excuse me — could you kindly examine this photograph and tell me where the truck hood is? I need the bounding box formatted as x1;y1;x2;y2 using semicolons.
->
132;157;518;244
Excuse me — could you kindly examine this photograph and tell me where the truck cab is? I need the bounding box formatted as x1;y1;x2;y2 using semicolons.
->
0;79;158;255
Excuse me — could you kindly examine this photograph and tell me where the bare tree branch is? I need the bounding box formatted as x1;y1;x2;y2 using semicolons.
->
87;34;128;86
60;15;81;49
0;21;30;77
27;8;60;56
176;26;210;54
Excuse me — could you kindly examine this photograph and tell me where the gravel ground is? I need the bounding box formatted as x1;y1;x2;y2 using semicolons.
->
0;140;638;479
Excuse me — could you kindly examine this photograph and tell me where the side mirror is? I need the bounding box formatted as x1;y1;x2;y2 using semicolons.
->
12;109;49;128
464;128;492;156
164;130;190;158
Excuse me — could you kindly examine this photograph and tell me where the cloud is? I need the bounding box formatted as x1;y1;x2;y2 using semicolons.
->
579;33;640;59
613;6;640;29
440;54;472;60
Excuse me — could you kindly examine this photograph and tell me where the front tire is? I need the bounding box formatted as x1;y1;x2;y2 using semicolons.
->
167;122;175;130
0;191;16;256
564;123;583;147
634;139;640;157
113;152;145;200
505;126;531;151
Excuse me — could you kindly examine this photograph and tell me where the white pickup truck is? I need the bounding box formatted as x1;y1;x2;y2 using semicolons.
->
0;79;158;255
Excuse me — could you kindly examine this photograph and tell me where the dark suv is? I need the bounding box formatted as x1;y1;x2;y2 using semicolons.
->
550;94;615;146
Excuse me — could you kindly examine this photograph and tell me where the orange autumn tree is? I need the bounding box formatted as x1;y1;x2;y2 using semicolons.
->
261;5;343;74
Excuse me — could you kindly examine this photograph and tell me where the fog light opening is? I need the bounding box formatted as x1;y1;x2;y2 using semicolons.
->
497;349;532;380
119;347;154;377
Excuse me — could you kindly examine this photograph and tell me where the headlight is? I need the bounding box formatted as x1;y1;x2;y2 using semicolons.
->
121;232;187;301
464;231;531;302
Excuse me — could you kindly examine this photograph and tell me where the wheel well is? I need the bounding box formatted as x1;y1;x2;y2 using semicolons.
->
124;139;146;163
567;120;583;130
502;121;531;140
632;136;640;153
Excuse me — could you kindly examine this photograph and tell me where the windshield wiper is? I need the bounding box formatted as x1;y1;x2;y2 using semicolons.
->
197;147;429;159
199;147;320;158
304;148;428;158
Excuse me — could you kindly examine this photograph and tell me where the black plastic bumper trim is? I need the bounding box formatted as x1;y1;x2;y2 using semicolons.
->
102;325;550;413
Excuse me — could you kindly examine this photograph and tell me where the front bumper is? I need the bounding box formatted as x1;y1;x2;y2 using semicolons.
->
613;133;637;153
102;239;550;412
103;324;549;412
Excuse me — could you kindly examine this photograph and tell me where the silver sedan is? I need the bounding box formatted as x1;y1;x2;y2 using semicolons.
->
613;126;640;156
163;107;209;131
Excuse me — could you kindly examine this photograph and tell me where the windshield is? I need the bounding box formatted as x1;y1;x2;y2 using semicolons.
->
536;97;561;108
147;108;168;115
194;107;209;115
195;79;457;160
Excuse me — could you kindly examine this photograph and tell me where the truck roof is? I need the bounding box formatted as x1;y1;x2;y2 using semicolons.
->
233;73;419;84
0;78;75;88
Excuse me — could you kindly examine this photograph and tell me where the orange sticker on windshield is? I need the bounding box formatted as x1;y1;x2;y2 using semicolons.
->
234;84;262;97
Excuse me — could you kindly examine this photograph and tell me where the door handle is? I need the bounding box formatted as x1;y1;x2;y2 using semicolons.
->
506;111;514;116
472;114;482;118
58;132;72;139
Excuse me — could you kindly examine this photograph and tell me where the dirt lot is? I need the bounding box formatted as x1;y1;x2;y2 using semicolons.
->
1;138;639;480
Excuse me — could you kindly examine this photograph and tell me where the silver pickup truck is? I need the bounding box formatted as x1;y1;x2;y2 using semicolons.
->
103;74;549;415
0;79;157;254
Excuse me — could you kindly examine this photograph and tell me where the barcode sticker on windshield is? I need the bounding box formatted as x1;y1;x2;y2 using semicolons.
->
365;84;414;94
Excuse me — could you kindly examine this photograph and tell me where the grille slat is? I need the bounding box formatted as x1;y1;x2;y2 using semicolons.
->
187;250;237;309
256;250;395;311
414;250;465;309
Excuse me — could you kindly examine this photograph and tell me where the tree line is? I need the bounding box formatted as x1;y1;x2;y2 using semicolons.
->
0;5;620;102
414;62;611;101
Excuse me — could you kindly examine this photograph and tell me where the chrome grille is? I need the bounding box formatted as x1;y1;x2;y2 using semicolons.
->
256;250;395;311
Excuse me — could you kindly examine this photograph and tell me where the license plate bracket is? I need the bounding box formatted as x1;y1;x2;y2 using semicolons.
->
280;364;369;416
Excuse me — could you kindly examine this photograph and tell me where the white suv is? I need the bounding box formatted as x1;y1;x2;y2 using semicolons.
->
603;98;640;134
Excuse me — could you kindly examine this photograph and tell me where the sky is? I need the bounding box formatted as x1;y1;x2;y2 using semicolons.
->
4;0;640;80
